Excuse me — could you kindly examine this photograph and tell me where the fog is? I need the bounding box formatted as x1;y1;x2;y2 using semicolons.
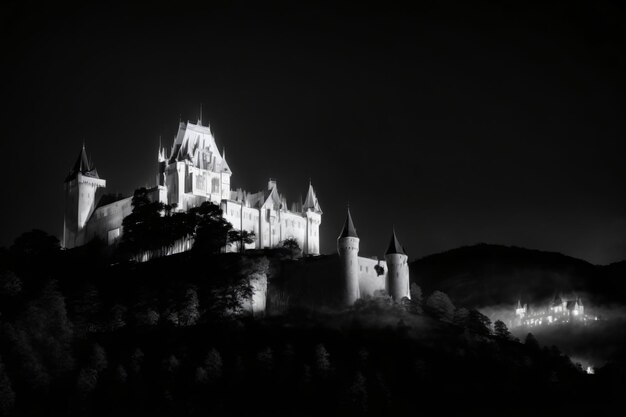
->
481;299;626;367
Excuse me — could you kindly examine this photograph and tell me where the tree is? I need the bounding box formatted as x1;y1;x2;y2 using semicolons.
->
280;237;302;259
409;283;423;314
313;344;331;378
256;347;274;375
190;202;234;254
179;286;200;326
467;309;492;336
425;291;455;322
204;348;223;383
89;344;108;373
129;348;144;375
453;307;470;327
10;229;60;260
0;270;22;297
493;320;512;340
228;230;256;253
71;283;102;334
347;372;368;414
525;333;540;351
0;355;15;415
109;304;127;331
120;188;169;256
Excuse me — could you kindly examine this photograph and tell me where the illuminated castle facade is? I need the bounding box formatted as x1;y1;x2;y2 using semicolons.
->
63;120;321;255
62;118;411;311
512;295;596;328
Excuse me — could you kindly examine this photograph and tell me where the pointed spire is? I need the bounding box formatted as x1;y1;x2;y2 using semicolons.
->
516;299;522;309
339;208;358;239
303;181;322;213
386;227;406;255
198;103;203;126
66;144;98;181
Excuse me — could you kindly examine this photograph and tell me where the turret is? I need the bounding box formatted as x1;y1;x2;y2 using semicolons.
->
337;209;360;306
515;299;527;318
63;145;106;248
303;182;322;255
385;228;410;301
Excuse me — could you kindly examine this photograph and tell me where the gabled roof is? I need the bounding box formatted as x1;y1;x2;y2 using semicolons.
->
168;121;231;174
338;209;358;239
65;146;99;182
385;228;406;255
260;185;283;210
302;183;322;213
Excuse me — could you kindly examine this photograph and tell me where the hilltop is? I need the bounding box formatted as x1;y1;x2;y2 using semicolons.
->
410;244;626;308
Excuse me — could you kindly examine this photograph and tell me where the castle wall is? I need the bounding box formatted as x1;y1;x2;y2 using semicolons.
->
83;187;165;246
221;201;260;251
221;200;317;254
279;211;307;250
85;196;133;244
305;212;321;255
275;255;343;311
357;257;387;297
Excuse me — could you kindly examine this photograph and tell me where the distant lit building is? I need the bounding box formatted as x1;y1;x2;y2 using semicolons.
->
512;295;597;328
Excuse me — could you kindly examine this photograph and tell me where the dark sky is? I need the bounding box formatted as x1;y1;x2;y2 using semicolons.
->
1;1;624;264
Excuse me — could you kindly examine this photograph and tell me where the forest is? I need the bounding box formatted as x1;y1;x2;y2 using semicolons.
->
1;194;624;416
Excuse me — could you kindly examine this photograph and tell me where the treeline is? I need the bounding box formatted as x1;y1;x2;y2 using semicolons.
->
118;188;255;260
0;226;268;416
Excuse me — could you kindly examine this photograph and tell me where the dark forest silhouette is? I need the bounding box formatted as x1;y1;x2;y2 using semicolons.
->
1;205;625;416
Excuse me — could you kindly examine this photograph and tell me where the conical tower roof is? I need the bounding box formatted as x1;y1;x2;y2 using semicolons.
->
386;228;406;255
65;145;99;181
338;208;358;239
303;182;322;213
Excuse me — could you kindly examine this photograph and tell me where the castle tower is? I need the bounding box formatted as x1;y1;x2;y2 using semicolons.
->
303;182;322;255
515;299;527;318
385;228;410;301
337;209;359;306
63;145;106;249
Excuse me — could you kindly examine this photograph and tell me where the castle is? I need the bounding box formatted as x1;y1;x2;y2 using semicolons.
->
512;295;597;328
63;120;321;255
63;118;411;310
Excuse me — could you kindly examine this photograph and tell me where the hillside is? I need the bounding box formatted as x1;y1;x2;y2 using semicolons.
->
410;244;626;308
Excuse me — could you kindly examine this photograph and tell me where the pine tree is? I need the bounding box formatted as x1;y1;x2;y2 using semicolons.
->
493;320;512;340
204;348;223;382
179;286;200;326
409;283;423;314
0;355;16;415
314;344;331;378
425;291;455;322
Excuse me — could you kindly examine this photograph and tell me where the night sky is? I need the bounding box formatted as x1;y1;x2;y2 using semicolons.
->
1;1;624;264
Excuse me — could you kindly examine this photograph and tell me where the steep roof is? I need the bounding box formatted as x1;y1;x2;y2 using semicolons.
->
169;121;231;174
65;146;99;182
302;183;322;213
386;228;406;255
338;209;358;239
